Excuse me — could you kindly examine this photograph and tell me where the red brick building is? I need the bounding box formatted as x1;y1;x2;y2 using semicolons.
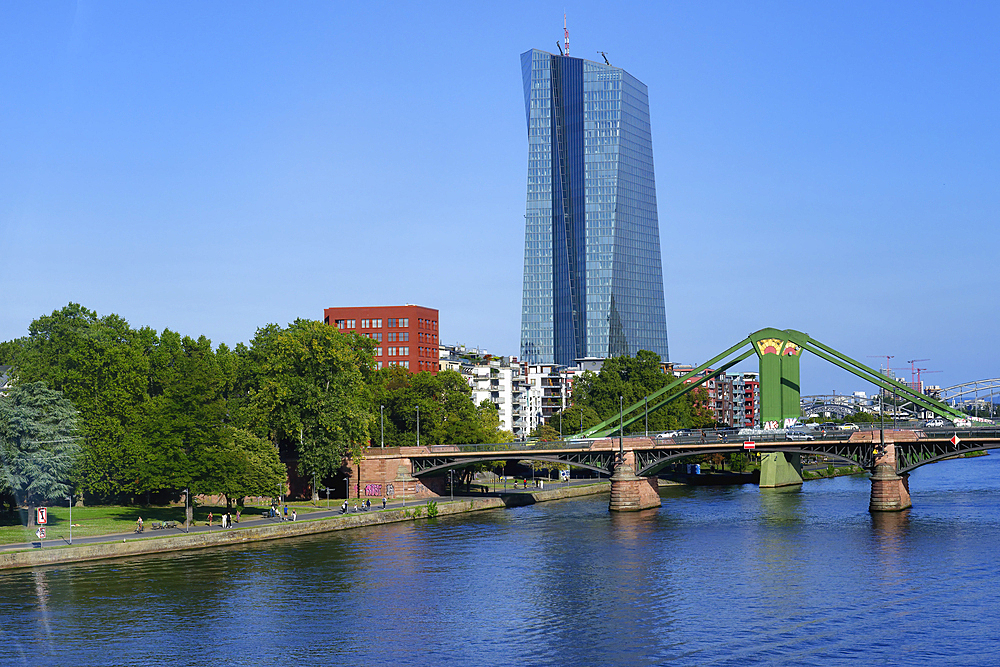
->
323;305;440;373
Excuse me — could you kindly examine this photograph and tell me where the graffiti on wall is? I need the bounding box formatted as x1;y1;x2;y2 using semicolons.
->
386;483;395;498
364;484;383;497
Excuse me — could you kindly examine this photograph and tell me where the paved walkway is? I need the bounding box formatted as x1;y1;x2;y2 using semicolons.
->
0;480;594;552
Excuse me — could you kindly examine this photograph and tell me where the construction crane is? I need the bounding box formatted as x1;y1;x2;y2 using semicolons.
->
867;355;894;374
914;368;942;391
598;51;611;66
905;359;930;386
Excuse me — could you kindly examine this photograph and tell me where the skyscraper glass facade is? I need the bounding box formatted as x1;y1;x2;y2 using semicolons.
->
520;49;669;366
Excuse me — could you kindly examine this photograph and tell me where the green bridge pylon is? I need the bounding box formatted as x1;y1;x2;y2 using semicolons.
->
575;327;975;441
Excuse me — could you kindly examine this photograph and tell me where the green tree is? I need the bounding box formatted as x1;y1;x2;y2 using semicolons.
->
11;304;151;500
245;320;376;496
477;400;515;444
531;423;561;442
375;368;492;446
552;350;712;435
212;427;287;508
134;333;228;524
0;382;81;525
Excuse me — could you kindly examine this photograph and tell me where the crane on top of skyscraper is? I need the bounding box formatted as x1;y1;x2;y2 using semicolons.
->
564;13;570;56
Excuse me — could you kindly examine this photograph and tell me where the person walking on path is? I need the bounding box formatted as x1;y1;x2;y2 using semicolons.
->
382;496;387;510
135;516;143;533
235;510;240;524
291;509;296;522
207;512;213;527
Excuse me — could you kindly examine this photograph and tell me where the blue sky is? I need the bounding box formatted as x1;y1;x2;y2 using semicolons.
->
2;1;998;395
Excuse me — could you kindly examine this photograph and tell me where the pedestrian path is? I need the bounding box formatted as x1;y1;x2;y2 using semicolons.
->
0;480;590;553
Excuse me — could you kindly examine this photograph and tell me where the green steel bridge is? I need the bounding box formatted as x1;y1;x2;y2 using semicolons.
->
407;426;1000;479
369;328;994;512
574;327;981;440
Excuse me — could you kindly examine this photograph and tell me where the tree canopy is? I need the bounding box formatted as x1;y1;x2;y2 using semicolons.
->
241;319;377;480
547;350;716;436
0;381;81;520
372;367;514;447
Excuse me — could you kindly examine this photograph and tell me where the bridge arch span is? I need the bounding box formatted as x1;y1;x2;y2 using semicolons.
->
801;403;856;419
897;442;1000;475
635;446;858;477
413;454;611;478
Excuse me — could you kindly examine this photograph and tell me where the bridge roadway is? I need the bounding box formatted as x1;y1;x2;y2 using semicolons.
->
405;426;1000;478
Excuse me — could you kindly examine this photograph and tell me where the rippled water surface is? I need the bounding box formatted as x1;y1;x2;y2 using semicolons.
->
5;457;1000;666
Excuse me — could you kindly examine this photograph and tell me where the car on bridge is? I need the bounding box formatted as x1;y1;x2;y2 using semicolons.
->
925;419;946;428
786;429;815;441
841;423;859;431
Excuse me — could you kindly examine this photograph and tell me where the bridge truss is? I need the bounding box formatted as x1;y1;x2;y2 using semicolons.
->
575;328;974;439
941;379;1000;412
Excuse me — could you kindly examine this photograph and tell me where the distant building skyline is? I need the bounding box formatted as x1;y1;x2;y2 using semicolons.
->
519;48;669;367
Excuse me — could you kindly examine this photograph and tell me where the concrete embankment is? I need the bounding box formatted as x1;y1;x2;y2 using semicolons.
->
0;482;610;571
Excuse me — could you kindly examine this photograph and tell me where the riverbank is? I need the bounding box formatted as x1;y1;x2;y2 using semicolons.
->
0;482;611;571
802;465;865;480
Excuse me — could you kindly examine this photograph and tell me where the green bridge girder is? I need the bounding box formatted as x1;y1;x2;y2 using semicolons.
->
575;328;976;439
405;430;1000;478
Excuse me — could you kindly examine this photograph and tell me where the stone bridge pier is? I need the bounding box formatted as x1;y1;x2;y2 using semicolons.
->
609;449;661;512
869;441;911;512
352;448;442;501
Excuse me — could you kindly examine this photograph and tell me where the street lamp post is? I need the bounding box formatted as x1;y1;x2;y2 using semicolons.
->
184;487;190;533
416;405;420;447
67;494;72;545
619;395;624;459
645;396;648;437
380;404;385;448
879;390;885;465
449;470;454;502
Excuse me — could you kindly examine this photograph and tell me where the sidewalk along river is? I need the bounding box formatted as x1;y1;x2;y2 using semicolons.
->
0;482;611;570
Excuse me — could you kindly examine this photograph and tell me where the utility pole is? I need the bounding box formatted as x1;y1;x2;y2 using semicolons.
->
619;395;624;460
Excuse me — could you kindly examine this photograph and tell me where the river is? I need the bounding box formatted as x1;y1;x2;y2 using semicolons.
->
5;455;1000;666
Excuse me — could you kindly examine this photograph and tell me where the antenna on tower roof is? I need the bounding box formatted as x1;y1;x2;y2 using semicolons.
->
563;13;570;56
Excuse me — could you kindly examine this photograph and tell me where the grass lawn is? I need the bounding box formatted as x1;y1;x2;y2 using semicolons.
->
0;499;336;546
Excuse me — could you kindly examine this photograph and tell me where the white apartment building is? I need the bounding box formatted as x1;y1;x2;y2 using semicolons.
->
467;356;526;436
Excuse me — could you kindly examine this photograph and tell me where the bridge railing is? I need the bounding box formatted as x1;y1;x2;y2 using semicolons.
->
427;439;599;454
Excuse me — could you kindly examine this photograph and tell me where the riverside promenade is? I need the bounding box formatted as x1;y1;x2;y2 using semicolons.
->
0;481;611;571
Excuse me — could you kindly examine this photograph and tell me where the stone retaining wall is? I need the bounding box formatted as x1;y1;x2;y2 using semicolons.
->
0;482;611;571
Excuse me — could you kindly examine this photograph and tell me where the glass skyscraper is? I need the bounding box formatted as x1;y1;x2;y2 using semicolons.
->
520;48;669;366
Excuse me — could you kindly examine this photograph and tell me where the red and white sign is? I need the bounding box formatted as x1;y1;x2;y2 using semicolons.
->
36;507;47;525
951;435;962;446
36;527;45;539
743;441;756;449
